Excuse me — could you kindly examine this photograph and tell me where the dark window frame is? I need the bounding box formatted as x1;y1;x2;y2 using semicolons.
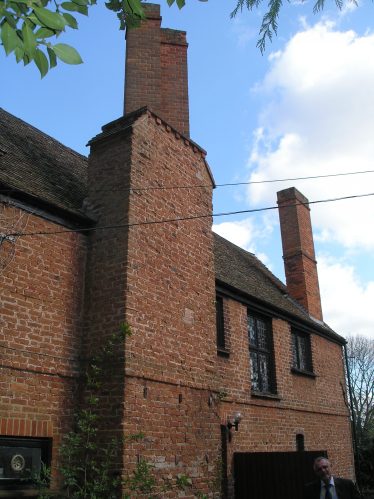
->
0;436;52;491
247;311;277;395
291;329;314;376
216;295;229;356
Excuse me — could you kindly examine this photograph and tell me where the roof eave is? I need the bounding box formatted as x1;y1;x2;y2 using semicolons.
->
216;279;346;345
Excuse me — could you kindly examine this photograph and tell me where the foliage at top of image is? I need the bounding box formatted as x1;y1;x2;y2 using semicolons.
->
0;0;146;77
1;0;358;77
231;0;357;53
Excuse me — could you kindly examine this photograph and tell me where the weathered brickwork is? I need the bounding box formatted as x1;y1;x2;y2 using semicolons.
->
217;295;353;496
124;4;190;137
86;110;220;494
277;187;323;320
0;203;87;488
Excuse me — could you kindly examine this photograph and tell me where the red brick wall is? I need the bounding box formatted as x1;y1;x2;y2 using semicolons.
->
0;203;87;488
160;29;189;137
1;116;354;498
124;4;190;137
85;113;354;497
217;295;354;496
277;187;323;321
87;110;219;495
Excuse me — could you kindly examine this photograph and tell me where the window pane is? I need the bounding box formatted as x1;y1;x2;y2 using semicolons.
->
248;312;276;394
292;333;298;367
298;335;308;371
259;353;270;392
291;330;313;373
257;318;268;351
248;316;257;347
250;351;259;391
216;296;225;349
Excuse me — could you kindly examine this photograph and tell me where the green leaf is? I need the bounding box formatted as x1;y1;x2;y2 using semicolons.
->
4;13;18;29
166;0;175;5
71;0;89;6
53;43;82;64
33;7;67;30
34;47;49;77
27;12;41;26
125;0;144;17
1;21;19;55
22;21;37;58
75;4;88;14
61;1;79;11
176;0;185;7
47;46;57;67
61;2;88;14
23;53;31;65
62;12;78;28
8;2;22;15
105;0;121;11
15;45;24;62
35;27;55;38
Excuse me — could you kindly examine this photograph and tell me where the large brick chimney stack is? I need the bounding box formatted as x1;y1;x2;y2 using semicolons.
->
124;3;190;137
277;187;323;321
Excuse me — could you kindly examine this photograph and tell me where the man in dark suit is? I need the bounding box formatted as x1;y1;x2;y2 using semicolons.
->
304;456;361;499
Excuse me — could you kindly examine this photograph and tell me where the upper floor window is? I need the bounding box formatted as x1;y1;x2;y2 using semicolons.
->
216;295;226;351
248;313;276;394
291;329;313;374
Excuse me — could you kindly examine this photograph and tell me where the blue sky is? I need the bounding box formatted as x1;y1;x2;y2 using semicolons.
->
2;0;374;339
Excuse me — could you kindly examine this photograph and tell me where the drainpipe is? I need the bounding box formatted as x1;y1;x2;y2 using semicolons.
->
343;343;360;489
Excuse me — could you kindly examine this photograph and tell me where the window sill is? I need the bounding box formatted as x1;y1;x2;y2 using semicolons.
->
251;391;281;401
291;367;316;378
217;347;230;358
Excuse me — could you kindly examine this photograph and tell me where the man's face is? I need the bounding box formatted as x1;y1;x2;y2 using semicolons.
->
314;459;332;484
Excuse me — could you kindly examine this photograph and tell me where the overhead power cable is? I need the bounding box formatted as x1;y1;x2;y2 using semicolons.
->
0;168;373;194
4;191;374;239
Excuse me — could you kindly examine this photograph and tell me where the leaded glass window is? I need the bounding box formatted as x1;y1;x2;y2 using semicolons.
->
291;330;313;373
247;313;276;394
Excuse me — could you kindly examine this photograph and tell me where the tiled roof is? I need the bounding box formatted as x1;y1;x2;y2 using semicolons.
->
214;232;344;343
0;108;89;221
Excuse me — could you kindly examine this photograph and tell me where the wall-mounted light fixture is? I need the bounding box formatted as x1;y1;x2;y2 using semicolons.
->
227;412;242;441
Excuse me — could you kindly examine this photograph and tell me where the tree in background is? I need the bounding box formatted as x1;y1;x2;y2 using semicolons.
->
0;0;357;77
346;335;374;494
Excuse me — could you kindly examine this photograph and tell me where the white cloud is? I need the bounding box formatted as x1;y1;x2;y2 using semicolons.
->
318;255;374;339
247;21;374;251
212;217;273;267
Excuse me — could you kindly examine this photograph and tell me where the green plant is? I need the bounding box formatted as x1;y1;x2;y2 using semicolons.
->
30;462;53;498
123;458;157;498
176;473;192;490
196;493;208;499
216;389;228;402
58;323;131;498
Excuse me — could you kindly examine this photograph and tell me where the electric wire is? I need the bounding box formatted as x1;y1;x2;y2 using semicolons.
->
0;168;373;194
4;191;374;239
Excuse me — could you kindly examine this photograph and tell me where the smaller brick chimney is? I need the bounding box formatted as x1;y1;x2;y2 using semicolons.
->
124;3;190;137
277;187;323;321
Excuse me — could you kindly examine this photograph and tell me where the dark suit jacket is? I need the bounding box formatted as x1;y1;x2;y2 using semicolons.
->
304;477;361;499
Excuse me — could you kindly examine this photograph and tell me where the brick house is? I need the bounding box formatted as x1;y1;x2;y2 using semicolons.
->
0;4;355;498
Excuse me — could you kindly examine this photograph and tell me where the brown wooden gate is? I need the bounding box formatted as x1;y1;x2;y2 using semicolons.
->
234;450;327;499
